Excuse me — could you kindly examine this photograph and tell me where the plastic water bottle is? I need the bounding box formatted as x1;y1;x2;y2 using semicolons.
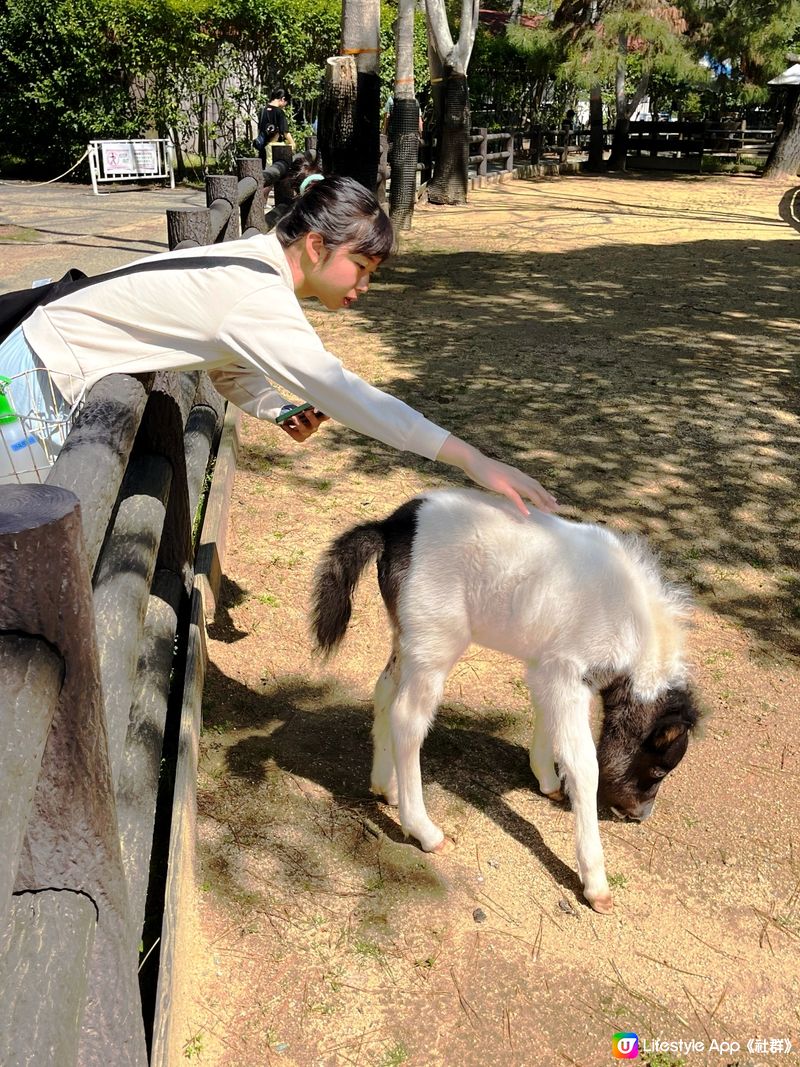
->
0;376;51;484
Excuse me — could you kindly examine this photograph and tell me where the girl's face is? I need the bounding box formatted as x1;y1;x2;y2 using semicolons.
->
302;235;381;310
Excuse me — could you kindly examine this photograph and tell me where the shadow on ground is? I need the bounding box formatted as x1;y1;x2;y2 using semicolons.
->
309;235;798;655
199;663;584;909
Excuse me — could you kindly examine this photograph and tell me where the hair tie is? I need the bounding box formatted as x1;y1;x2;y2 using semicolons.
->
299;173;325;195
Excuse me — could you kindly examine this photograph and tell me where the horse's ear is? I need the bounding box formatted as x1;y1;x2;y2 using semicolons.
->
652;721;691;746
648;718;689;751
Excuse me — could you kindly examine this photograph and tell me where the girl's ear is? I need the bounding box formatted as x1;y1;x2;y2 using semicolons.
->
304;231;326;265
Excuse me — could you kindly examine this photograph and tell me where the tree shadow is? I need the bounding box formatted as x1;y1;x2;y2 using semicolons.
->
315;235;799;656
199;663;585;907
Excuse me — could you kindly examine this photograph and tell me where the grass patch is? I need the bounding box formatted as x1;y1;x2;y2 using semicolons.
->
379;1043;409;1066
352;938;385;961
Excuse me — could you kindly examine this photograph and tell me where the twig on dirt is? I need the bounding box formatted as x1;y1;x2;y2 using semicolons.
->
450;966;481;1030
634;951;711;980
610;959;690;1027
475;888;521;926
603;827;646;853
746;761;798;777
647;837;658;873
471;924;539;954
318;1026;386;1057
681;983;712;1042
194;999;249;1054
709;981;730;1022
559;1052;585;1066
646;825;675;849
576;995;615;1026
683;982;737;1040
686;928;746;962
753;904;800;942
532;915;544;962
503;1002;514;1050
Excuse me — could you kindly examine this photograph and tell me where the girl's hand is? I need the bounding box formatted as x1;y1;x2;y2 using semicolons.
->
280;409;330;443
436;436;559;516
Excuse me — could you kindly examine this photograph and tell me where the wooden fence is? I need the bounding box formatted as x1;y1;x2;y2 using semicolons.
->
469;128;515;183
0;153;279;1066
625;120;706;172
0;368;238;1066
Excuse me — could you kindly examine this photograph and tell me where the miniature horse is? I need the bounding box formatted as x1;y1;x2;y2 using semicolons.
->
312;490;701;913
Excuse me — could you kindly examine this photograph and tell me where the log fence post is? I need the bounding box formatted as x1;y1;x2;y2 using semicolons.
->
478;128;488;177
0;484;147;1066
206;175;239;242
166;207;212;251
237;157;267;236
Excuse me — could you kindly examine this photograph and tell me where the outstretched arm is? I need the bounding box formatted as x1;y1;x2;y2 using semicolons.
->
436;435;558;515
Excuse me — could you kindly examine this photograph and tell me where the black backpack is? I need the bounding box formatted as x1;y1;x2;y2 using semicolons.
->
0;257;279;343
253;106;279;150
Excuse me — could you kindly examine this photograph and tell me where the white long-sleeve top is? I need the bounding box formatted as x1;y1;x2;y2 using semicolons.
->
22;233;451;461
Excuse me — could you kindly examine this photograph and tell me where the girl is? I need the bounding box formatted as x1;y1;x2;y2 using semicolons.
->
1;176;557;515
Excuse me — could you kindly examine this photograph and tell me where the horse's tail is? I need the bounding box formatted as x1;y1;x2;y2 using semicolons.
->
311;521;386;656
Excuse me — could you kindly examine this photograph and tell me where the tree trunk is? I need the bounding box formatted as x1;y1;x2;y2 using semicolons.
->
763;87;800;180
389;0;419;229
608;46;650;172
427;71;470;204
586;83;605;170
424;0;479;206
607;33;629;171
607;114;630;170
318;56;359;178
320;0;381;190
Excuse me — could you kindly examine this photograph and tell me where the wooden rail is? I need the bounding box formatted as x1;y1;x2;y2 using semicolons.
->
0;367;229;1065
469;128;515;177
0;184;256;1061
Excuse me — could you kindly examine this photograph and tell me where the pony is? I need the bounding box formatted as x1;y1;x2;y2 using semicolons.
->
311;490;701;913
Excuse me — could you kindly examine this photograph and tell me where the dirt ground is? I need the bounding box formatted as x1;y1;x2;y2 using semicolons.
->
176;173;798;1067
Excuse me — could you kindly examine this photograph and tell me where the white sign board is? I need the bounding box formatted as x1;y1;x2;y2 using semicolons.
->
101;140;160;175
88;138;175;194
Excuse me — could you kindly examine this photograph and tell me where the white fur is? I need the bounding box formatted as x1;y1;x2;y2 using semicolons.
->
368;490;691;912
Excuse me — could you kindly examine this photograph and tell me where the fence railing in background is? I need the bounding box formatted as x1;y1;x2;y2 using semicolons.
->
166;147;303;250
703;126;776;159
167;157;270;249
625;120;706;172
469;128;515;178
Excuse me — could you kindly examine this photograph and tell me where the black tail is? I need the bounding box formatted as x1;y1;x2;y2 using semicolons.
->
311;521;386;655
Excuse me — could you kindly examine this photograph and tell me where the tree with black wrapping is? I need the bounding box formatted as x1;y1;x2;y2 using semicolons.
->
318;0;381;191
389;0;421;228
424;0;480;205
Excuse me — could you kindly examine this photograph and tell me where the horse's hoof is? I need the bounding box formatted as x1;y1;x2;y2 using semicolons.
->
370;785;398;807
544;788;565;803
587;892;614;914
429;835;456;855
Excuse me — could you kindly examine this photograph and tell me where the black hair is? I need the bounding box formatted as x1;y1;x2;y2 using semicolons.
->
275;174;395;262
271;87;288;101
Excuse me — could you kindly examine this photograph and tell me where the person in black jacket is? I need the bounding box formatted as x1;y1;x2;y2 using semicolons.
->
256;88;295;167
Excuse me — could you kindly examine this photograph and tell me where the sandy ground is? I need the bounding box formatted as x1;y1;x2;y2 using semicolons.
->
4;171;798;1067
186;173;800;1067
